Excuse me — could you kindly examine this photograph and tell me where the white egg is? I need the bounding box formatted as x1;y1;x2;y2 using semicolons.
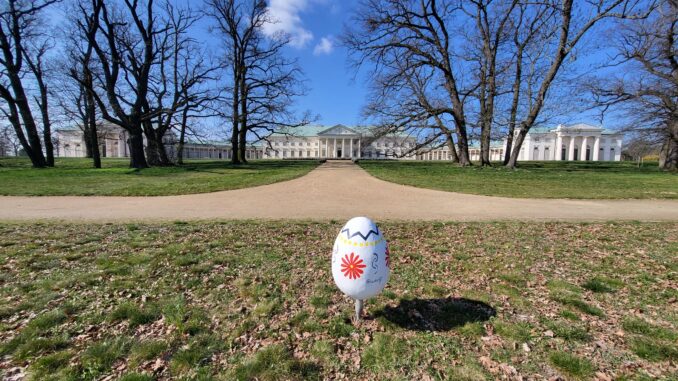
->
331;216;390;300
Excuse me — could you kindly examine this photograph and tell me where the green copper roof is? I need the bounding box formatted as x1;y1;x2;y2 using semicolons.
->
271;124;375;137
529;127;555;134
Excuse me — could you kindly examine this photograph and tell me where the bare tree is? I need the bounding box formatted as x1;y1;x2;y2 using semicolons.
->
146;1;220;166
465;0;518;166
59;0;103;168
206;0;311;164
75;0;170;169
589;1;676;170
23;32;55;166
0;0;58;168
501;2;557;164
504;0;651;168
362;62;460;161
344;0;475;165
56;76;103;166
205;0;253;164
345;0;649;168
237;33;311;163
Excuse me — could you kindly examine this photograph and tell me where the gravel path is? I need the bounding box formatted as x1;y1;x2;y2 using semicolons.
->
1;160;676;222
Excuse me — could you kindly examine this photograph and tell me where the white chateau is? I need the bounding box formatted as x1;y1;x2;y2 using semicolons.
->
55;123;622;162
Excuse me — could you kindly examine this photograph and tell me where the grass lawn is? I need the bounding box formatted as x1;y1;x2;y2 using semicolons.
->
359;160;678;199
1;221;676;380
0;158;319;196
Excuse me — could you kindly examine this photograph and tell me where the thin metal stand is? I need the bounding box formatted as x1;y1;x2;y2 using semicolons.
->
354;299;364;322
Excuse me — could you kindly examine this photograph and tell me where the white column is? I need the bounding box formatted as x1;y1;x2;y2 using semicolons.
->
580;136;588;161
350;138;353;158
358;138;361;158
333;138;336;158
568;137;575;160
593;137;600;161
342;138;345;158
555;134;562;160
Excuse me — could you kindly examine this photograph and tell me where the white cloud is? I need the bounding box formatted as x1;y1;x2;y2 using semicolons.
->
262;0;314;49
313;36;334;55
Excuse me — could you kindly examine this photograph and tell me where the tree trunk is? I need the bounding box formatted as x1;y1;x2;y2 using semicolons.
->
503;130;515;165
145;135;171;166
83;71;101;168
8;77;47;167
143;121;172;166
177;105;189;165
36;76;54;167
230;74;241;165
506;127;528;168
238;63;249;164
444;131;459;163
83;127;93;158
42;115;54;167
90;123;101;169
504;44;524;165
127;130;148;169
230;126;240;164
85;89;101;168
455;121;472;166
4;100;32;158
238;128;248;164
659;123;678;171
479;123;491;166
478;75;492;166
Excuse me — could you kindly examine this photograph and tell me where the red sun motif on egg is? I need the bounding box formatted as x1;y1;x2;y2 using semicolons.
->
341;252;366;280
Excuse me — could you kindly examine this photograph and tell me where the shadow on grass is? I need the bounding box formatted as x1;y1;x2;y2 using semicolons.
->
374;297;496;331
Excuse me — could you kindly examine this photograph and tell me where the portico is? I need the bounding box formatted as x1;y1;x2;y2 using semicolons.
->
317;125;362;159
549;124;620;161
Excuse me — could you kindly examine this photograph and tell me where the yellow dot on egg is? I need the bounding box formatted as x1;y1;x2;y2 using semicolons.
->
353;242;358;246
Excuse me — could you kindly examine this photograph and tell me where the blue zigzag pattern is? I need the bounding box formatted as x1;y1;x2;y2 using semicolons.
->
341;226;380;241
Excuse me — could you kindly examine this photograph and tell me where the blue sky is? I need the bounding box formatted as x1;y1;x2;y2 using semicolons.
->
251;0;614;128
257;0;368;126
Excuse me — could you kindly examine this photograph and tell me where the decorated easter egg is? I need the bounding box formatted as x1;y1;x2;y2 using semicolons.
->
332;217;390;300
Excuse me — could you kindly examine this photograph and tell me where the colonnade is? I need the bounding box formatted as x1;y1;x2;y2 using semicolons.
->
554;135;602;161
318;137;361;158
